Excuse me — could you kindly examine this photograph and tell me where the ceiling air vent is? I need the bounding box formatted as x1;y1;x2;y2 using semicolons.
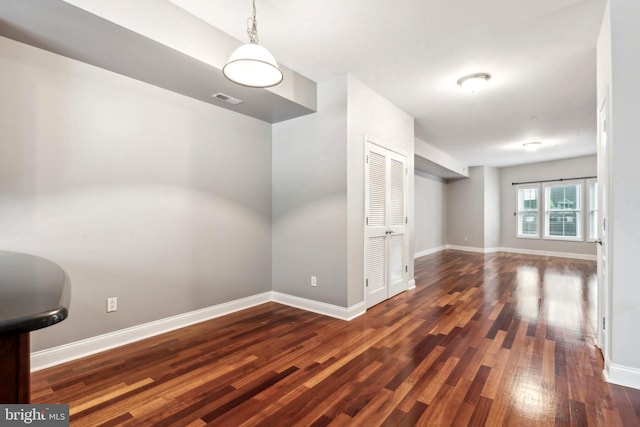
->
212;92;243;105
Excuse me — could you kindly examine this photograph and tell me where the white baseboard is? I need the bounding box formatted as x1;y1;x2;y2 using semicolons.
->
604;363;640;390
407;279;416;290
414;245;596;261
446;245;487;253
499;247;597;261
271;291;366;321
31;292;272;372
31;291;368;371
414;246;447;258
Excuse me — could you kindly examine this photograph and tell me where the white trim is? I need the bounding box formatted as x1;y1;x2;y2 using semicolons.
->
604;363;640;390
271;291;366;321
414;246;446;258
413;245;596;261
407;279;416;290
31;292;271;372
499;247;596;261
446;245;487;253
31;291;371;372
364;134;409;157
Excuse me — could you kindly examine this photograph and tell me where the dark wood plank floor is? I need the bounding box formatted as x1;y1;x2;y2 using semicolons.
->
32;250;640;426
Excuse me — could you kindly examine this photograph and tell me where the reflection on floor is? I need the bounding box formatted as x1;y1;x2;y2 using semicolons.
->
32;250;640;426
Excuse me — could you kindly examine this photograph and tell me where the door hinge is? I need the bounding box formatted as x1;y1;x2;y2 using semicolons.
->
603;218;606;232
366;279;369;287
405;167;408;176
366;217;369;225
603;317;606;330
405;265;408;273
366;155;369;164
405;217;408;224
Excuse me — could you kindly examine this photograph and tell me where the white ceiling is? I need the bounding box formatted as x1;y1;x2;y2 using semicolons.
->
170;0;606;168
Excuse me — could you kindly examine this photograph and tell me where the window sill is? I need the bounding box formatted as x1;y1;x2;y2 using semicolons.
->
543;236;584;242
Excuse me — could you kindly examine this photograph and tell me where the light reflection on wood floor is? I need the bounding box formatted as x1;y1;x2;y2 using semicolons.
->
32;250;640;426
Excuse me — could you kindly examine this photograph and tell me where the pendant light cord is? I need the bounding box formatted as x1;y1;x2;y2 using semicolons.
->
247;0;259;44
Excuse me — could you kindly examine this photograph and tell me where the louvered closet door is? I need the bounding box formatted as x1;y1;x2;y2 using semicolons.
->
365;141;407;309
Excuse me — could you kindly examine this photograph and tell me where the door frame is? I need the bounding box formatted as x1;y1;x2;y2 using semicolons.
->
596;93;611;364
363;135;409;309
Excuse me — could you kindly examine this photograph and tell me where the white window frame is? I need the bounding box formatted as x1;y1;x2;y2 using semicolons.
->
544;181;583;241
516;184;540;239
587;179;598;242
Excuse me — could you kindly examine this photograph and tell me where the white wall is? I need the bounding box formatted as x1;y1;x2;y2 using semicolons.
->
414;138;468;178
414;171;447;255
0;37;272;351
604;0;640;386
499;156;597;256
272;76;348;306
346;75;415;305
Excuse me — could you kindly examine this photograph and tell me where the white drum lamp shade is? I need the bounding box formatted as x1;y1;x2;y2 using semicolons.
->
223;43;283;88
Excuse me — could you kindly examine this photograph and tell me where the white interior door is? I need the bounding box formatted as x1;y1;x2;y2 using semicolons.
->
597;97;610;356
365;141;407;309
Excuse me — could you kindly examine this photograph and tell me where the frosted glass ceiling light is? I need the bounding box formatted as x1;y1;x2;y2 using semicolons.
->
457;73;491;93
223;0;283;88
523;141;542;152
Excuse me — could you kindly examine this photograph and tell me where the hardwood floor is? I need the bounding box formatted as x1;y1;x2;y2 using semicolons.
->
32;250;640;426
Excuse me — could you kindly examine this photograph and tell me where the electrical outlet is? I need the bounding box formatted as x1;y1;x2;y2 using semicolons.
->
107;297;117;313
311;276;317;287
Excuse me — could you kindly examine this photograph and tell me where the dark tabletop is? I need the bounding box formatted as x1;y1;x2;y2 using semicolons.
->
0;251;70;335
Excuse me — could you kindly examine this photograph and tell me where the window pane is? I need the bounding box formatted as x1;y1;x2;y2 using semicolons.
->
544;183;582;239
549;185;577;210
517;185;539;238
521;213;538;235
549;212;578;237
522;188;537;209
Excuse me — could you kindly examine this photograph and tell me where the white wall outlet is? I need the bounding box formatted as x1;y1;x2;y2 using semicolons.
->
311;276;317;287
107;297;117;313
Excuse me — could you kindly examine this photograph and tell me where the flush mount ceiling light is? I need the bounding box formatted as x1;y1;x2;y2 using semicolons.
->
223;0;283;88
457;73;491;93
523;141;542;152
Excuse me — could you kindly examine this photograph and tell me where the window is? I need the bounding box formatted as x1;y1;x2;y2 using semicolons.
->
544;182;582;240
517;185;539;238
588;180;598;241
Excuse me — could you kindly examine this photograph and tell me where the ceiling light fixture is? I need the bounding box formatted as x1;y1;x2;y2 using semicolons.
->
457;73;491;93
222;0;283;88
523;141;542;152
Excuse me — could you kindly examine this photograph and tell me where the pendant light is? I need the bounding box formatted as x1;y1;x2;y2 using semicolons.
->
223;0;283;88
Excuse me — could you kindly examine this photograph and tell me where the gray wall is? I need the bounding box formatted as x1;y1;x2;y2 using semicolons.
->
272;76;349;306
272;74;415;308
414;171;447;254
446;167;485;248
484;167;501;249
346;75;415;305
499;156;597;256
0;37;272;351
